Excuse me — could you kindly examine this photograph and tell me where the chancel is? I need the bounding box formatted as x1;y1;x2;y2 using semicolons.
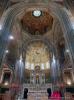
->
0;0;74;100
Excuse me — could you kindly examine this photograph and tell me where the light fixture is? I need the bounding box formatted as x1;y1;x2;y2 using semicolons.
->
72;23;74;29
19;55;23;63
0;24;2;30
9;35;14;40
5;50;9;53
66;49;69;53
33;10;42;17
4;81;9;86
52;54;56;64
71;17;74;29
67;79;72;86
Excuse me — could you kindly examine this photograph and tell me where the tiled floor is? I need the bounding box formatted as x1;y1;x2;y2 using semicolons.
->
28;96;48;100
27;92;48;100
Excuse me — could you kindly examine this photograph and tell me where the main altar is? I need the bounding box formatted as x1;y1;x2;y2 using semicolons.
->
30;66;45;85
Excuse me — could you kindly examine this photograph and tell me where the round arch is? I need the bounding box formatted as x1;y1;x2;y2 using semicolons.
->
22;36;55;53
21;37;55;64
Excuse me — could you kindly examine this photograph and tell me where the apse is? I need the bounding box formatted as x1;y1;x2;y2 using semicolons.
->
25;41;51;70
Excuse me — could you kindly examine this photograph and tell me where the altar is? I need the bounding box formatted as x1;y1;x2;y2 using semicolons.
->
30;66;45;85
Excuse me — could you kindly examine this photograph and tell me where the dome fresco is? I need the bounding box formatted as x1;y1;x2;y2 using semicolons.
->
21;10;53;35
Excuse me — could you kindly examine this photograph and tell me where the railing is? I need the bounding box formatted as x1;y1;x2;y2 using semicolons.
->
15;83;74;100
16;83;50;100
23;83;52;90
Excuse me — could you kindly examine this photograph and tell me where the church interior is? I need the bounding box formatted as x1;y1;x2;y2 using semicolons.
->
0;0;74;100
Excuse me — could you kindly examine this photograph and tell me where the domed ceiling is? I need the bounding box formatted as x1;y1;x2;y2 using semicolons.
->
21;10;53;35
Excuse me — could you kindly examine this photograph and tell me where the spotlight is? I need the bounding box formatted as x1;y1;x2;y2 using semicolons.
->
52;54;56;64
4;81;9;86
72;24;74;29
0;24;2;30
67;79;72;86
5;50;9;53
9;35;14;40
19;55;23;63
66;49;69;53
71;21;74;29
